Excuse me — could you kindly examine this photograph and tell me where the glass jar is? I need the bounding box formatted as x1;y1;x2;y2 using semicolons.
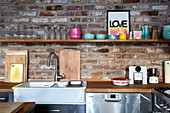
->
163;25;170;39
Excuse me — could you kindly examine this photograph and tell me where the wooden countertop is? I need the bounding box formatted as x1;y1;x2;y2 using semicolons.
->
0;82;19;92
0;81;170;93
86;81;170;93
0;102;35;113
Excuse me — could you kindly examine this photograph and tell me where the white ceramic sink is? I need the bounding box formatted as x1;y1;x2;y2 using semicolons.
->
12;81;87;104
17;81;68;88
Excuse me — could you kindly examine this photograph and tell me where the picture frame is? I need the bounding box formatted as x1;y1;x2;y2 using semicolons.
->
107;10;130;38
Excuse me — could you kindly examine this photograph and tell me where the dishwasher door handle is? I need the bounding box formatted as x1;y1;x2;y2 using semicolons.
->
105;99;121;102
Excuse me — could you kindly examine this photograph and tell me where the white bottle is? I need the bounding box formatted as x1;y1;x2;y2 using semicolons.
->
44;26;49;39
165;60;170;83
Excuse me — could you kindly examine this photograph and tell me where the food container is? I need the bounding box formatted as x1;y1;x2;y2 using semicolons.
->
70;28;81;35
108;35;117;39
84;33;95;39
111;78;130;86
96;34;105;39
70;34;81;39
119;33;127;39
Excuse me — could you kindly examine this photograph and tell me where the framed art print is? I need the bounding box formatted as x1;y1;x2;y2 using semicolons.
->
107;10;130;38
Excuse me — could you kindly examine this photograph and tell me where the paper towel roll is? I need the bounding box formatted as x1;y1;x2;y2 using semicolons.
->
165;61;170;83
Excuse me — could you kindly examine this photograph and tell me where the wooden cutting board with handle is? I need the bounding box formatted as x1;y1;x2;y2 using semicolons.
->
5;50;28;83
59;49;80;81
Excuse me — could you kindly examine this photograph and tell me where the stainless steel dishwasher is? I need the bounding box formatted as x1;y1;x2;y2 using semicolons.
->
86;93;151;113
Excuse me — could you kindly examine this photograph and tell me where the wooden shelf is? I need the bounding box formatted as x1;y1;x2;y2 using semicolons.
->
0;39;170;43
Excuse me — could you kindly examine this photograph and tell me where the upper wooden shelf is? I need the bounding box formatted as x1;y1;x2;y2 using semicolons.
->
0;39;170;43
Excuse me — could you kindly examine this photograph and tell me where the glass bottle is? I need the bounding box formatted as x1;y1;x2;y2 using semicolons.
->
62;26;67;39
56;26;60;39
50;26;55;39
44;25;49;39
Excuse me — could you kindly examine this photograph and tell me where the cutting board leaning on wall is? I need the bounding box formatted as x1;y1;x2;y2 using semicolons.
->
59;49;80;81
5;50;28;83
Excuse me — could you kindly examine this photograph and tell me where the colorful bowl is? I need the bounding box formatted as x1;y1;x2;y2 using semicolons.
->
84;33;95;39
96;34;105;39
108;35;117;39
70;28;81;35
111;78;130;86
70;34;81;39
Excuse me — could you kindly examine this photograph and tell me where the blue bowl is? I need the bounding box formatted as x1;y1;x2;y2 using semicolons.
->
108;35;117;39
84;34;95;39
96;34;105;39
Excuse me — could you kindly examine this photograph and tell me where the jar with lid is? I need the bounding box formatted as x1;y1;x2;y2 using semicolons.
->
163;25;170;39
152;26;158;39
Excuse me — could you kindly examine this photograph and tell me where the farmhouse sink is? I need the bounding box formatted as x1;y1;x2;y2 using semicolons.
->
17;81;68;88
12;81;87;104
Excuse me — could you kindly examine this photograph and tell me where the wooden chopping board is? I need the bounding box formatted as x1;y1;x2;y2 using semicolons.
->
5;50;28;83
59;49;80;81
0;102;24;113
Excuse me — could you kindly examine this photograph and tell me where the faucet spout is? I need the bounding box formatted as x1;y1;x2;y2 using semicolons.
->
47;52;58;81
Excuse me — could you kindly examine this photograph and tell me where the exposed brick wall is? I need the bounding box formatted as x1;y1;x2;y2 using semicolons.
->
0;42;169;79
0;0;169;79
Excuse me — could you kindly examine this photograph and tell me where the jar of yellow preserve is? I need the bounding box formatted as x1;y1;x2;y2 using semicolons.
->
119;33;127;39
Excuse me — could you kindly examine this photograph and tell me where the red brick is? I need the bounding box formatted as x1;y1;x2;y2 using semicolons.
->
127;48;145;53
151;17;167;22
131;24;141;29
76;11;88;16
110;65;125;70
81;59;97;64
141;54;158;58
116;59;135;64
29;59;44;64
71;0;87;3
105;0;120;3
0;65;5;69
104;54;121;58
109;48;126;53
122;54;139;58
141;0;159;3
98;59;115;64
84;5;94;10
106;71;124;75
146;48;165;53
123;0;139;3
141;11;158;16
87;54;101;58
46;5;63;10
96;18;106;22
93;65;109;70
81;64;93;69
151;60;163;65
36;71;52;76
159;54;170;58
28;5;45;10
95;5;106;10
36;0;52;3
10;5;26;11
29;71;35;76
75;24;87;29
35;54;48;58
70;18;81;22
91;11;103;16
30;48;46;52
66;6;83;10
39;12;55;16
82;18;95;22
58;11;74;16
0;6;8;10
88;24;105;28
29;65;39;70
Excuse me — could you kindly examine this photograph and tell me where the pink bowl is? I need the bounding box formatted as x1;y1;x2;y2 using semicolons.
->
70;34;81;39
70;28;81;35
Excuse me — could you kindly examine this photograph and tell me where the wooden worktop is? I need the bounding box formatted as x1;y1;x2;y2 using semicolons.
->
0;82;19;92
86;81;170;93
0;102;35;113
0;81;170;93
